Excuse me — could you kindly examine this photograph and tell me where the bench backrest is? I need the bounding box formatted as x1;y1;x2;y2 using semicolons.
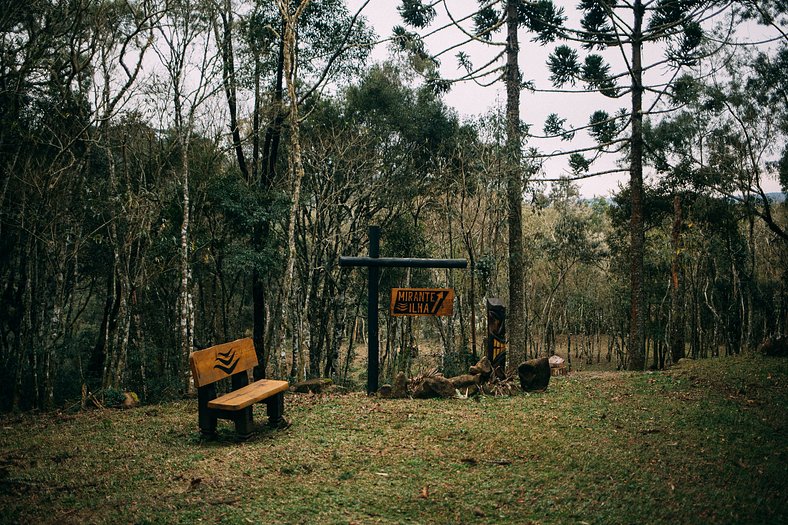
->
189;338;258;388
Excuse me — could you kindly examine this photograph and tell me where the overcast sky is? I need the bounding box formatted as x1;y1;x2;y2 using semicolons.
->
347;0;784;197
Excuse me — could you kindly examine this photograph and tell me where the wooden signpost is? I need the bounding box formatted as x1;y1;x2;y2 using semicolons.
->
390;288;454;317
340;226;466;394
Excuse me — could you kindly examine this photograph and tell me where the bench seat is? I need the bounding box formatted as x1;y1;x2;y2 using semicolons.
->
208;379;289;411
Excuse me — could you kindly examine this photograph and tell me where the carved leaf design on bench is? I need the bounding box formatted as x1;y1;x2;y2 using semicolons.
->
214;349;240;374
190;338;257;387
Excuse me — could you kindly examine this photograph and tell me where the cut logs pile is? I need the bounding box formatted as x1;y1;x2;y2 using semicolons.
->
378;356;553;399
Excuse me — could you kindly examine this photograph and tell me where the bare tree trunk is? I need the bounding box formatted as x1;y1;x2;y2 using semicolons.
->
179;134;194;393
101;151;123;391
275;0;313;381
458;166;479;358
134;295;147;401
446;193;458;359
669;194;685;364
112;289;132;388
628;0;647;370
468;248;478;358
342;302;361;385
14;231;33;410
505;0;526;369
43;258;67;408
746;212;756;347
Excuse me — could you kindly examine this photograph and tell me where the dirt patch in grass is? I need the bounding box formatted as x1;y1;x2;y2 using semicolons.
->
1;354;786;524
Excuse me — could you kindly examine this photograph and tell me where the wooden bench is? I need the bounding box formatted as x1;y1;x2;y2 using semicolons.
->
189;338;288;439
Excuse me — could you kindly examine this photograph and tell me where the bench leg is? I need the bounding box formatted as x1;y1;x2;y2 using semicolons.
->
197;385;217;438
234;406;254;439
266;392;285;427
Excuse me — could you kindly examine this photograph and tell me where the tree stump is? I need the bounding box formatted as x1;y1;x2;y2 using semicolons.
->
549;355;566;376
517;358;551;392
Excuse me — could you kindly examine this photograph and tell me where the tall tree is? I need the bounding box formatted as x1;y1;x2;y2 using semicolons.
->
543;0;740;369
152;0;220;390
0;0;159;404
645;42;788;354
395;0;565;367
212;0;372;377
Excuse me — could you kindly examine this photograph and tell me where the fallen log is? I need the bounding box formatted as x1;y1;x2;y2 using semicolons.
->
412;376;456;399
290;378;333;394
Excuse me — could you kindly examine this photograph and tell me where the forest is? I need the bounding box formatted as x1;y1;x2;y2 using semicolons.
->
1;0;786;411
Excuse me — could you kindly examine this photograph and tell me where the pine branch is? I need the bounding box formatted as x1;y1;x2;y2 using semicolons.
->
419;0;506;44
440;0;506;48
528;111;633;141
740;0;788;41
529;138;629;160
443;51;506;83
528;85;632;96
533;168;630;182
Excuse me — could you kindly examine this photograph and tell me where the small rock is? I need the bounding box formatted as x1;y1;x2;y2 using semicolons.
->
121;392;139;409
378;385;392;398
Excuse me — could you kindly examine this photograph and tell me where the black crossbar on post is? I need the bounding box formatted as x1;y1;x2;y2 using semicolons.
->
339;226;467;395
339;257;467;269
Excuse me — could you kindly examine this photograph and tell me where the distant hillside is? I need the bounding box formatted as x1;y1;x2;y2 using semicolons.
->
579;192;786;205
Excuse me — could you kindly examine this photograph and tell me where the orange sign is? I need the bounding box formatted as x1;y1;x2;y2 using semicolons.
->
390;288;454;316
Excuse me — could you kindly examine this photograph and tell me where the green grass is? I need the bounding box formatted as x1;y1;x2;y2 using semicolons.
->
1;354;786;524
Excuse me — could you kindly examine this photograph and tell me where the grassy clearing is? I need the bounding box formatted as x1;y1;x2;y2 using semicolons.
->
1;354;786;525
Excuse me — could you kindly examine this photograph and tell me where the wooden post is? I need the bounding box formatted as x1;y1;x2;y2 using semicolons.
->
339;226;467;395
231;371;253;437
197;384;218;438
368;226;380;395
266;393;285;426
486;298;507;377
234;407;254;438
